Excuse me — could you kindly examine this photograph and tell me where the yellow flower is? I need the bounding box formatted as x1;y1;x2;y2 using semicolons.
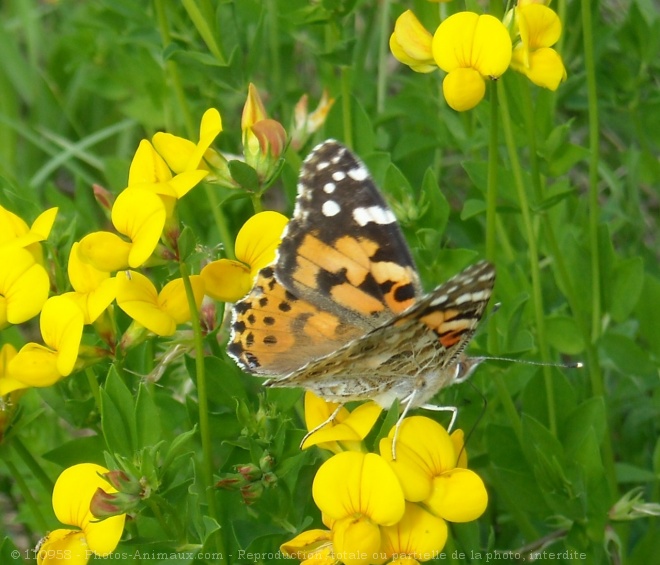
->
62;242;118;324
510;4;567;90
128;139;209;204
78;188;167;271
115;270;205;337
0;205;58;263
281;529;338;565
152;108;224;175
380;417;487;523
313;451;405;565
0;246;50;328
380;502;448;564
432;12;512;111
0;343;20;397
37;463;126;565
241;83;288;182
302;391;382;452
6;295;84;392
201;211;289;302
390;11;436;73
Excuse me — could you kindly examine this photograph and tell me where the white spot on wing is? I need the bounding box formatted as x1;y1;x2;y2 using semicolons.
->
322;200;341;217
317;161;330;170
323;182;336;194
332;171;346;181
348;166;368;181
353;206;397;226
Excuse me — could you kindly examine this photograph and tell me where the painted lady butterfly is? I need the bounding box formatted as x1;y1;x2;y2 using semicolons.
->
228;140;495;430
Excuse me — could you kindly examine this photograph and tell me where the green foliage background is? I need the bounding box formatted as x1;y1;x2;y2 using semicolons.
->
1;0;659;564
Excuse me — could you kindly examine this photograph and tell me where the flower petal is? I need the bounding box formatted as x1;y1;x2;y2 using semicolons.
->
313;452;405;526
128;139;172;185
380;502;448;560
442;68;486;112
115;271;175;336
36;529;89;565
432;12;511;77
235;211;289;271
111;189;166;268
78;232;132;272
332;515;381;565
426;468;488;522
7;343;60;387
0;246;50;325
201;259;252;302
525;47;567;90
51;463;126;555
390;11;436;73
68;242;112;294
39;295;84;376
519;4;562;50
158;275;205;324
281;529;334;563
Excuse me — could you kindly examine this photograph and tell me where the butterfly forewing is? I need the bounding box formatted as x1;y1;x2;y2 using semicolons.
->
276;140;422;326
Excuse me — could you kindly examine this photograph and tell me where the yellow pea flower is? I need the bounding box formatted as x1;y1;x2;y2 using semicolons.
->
37;463;126;565
0;246;50;328
380;502;448;564
152;108;225;176
0;205;58;263
201;211;289;302
115;270;205;337
78;188;167;271
128;139;209;204
241;83;288;182
290;90;335;151
6;295;84;392
510;4;567;90
390;11;436;73
281;529;338;565
380;417;487;523
62;242;118;324
302;391;382;452
0;343;20;396
313;451;406;565
432;12;512;111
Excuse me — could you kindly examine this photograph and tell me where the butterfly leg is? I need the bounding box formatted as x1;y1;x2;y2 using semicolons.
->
420;404;458;432
299;404;344;450
391;390;419;461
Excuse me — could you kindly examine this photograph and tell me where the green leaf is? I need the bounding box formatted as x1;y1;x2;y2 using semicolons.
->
420;167;449;235
460;198;486;220
546;315;586;355
177;225;197;262
228;160;260;191
100;367;137;455
135;383;162;449
561;397;606;458
42;436;107;467
609;257;644;322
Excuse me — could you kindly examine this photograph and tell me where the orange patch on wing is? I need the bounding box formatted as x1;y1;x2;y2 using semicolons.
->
293;255;321;288
420;310;447;330
303;311;342;339
298;234;370;286
439;332;462;348
331;283;385;315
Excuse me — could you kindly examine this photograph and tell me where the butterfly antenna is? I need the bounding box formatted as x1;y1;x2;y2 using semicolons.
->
473;356;583;369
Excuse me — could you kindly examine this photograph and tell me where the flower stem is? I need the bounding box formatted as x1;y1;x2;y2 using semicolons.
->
375;0;391;114
498;79;556;436
179;261;225;561
486;84;522;441
85;367;102;413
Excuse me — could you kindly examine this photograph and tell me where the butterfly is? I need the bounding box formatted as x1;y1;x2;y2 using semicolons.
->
227;139;495;445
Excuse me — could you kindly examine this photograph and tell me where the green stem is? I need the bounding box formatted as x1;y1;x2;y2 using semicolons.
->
4;458;50;534
375;0;391;114
11;436;54;493
85;367;102;413
341;68;353;148
486;84;522;441
498;80;556;436
581;1;618;497
266;0;282;93
581;0;602;346
250;193;264;214
179;261;225;561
